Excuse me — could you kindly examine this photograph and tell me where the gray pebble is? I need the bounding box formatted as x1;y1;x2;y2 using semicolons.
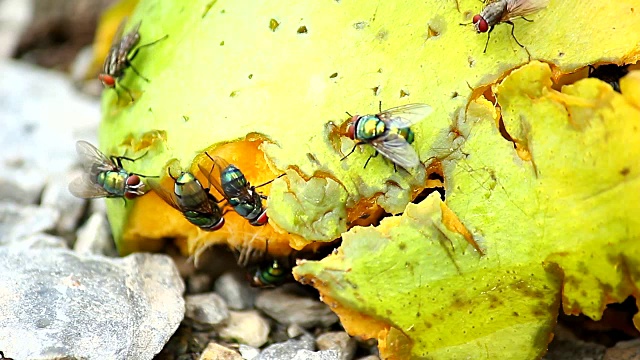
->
73;212;116;256
9;232;68;250
291;350;341;360
316;332;357;360
41;174;86;235
218;310;270;348
0;248;185;360
214;271;259;310
0;202;59;245
259;334;315;360
187;273;213;294
239;344;261;360
255;284;338;329
185;292;230;330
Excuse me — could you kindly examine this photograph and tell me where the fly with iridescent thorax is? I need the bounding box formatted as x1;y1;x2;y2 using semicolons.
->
199;153;282;226
340;102;433;170
69;140;151;201
148;160;225;231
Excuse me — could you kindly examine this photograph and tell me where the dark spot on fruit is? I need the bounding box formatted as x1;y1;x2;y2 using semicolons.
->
620;167;630;176
330;72;338;79
297;25;308;34
269;18;280;32
398;242;407;250
400;89;409;98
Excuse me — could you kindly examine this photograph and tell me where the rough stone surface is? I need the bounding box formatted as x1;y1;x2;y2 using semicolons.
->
255;285;339;329
41;174;86;235
185;292;230;329
218;310;271;348
215;271;259;310
0;60;100;204
258;334;315;360
8;232;68;250
0;202;59;245
604;338;640;360
543;338;606;360
0;248;185;360
239;344;261;360
0;0;32;58
316;332;357;360
73;212;116;256
291;350;341;360
199;342;243;360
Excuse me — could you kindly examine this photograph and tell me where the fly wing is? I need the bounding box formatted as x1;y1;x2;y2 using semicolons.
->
146;159;185;212
75;141;116;176
377;103;433;129
68;172;111;199
505;0;549;19
198;155;229;201
118;21;141;59
370;133;420;169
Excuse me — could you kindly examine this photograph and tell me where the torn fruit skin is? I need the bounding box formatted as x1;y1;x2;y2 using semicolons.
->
100;0;640;358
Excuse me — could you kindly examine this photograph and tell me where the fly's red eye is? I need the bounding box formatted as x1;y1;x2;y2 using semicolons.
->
254;211;269;226
212;217;225;231
124;192;138;200
472;14;482;25
346;118;357;140
476;18;489;32
99;74;116;87
126;175;141;186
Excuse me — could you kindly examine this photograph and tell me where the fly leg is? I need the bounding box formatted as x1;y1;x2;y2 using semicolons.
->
483;25;494;53
127;34;168;82
255;173;285;189
128;63;150;83
505;21;531;59
116;81;135;103
363;151;380;169
340;143;361;161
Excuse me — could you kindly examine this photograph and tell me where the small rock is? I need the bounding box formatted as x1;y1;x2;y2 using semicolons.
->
255;284;338;328
0;0;32;58
316;332;357;360
185;292;230;330
74;212;116;256
41;174;86;235
287;324;306;338
188;273;213;294
199;342;243;360
604;338;640;360
291;350;341;360
239;344;261;360
259;334;315;360
218;310;270;348
543;338;606;360
214;271;259;310
0;60;100;205
9;232;68;249
0;248;185;359
0;203;59;245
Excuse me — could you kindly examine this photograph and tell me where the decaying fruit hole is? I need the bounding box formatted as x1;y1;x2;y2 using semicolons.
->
412;158;445;203
498;116;516;147
345;193;387;228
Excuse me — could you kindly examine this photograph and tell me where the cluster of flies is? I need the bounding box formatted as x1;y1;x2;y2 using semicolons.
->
73;0;630;287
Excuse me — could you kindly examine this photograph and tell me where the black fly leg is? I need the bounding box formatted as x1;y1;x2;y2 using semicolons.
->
483;26;494;53
341;143;360;161
363;151;379;169
505;21;531;59
128;62;150;83
127;35;169;62
116;81;135;103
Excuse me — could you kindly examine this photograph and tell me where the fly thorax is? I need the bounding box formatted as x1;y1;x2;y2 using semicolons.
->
100;171;126;195
481;0;507;27
356;116;386;141
174;173;198;197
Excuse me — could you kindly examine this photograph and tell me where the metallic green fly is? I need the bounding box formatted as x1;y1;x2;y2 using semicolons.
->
199;153;282;226
69;140;149;200
149;159;225;231
340;103;433;170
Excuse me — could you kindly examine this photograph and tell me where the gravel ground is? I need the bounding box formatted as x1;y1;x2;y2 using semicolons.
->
1;2;639;359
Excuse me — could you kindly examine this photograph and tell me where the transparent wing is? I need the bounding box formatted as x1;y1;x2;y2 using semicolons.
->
75;141;115;175
370;133;420;169
505;0;549;18
110;18;128;49
146;175;183;212
378;103;433;129
68;172;111;199
198;155;229;201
